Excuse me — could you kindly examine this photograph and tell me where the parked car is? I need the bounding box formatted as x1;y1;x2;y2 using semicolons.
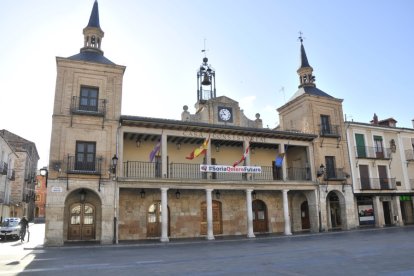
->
0;217;21;240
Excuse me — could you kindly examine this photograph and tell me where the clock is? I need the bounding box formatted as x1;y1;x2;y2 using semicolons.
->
218;107;232;122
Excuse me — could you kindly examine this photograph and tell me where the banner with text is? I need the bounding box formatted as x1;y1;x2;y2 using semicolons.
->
200;165;262;173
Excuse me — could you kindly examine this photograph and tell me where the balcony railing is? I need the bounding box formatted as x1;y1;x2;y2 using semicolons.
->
323;168;349;181
66;155;103;175
358;178;396;190
355;146;391;159
405;149;414;161
122;162;314;182
0;161;8;175
7;169;15;180
71;96;106;116
319;124;340;137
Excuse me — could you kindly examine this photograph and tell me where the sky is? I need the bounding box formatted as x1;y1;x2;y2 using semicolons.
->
1;0;413;168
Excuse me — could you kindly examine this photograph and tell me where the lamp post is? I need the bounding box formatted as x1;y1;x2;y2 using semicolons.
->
39;167;48;187
111;155;118;175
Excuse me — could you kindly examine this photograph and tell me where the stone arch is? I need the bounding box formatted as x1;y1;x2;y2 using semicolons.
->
326;190;347;230
63;188;102;242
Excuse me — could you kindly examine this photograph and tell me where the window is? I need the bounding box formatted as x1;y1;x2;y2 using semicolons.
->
325;156;336;179
79;86;98;112
75;142;96;171
355;133;366;158
36;194;41;201
320;115;331;135
374;136;384;158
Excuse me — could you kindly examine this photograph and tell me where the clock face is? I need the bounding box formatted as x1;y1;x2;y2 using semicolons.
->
219;108;232;121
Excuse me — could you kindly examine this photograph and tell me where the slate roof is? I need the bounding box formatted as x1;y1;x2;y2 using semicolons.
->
67;51;115;65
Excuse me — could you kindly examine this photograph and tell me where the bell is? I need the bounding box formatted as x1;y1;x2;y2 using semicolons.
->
201;72;211;86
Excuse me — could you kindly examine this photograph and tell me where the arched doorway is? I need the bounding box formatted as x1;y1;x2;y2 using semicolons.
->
200;200;223;235
252;200;268;233
328;193;342;229
147;201;170;237
65;188;101;242
300;201;310;230
68;202;95;240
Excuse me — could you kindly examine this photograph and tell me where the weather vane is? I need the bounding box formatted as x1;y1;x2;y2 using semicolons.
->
298;31;305;43
201;38;209;57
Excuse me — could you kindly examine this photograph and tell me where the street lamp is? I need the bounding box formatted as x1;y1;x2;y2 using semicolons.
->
111;155;118;175
39;167;48;187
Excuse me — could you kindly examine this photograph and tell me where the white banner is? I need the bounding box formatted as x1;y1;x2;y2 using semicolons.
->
200;164;262;173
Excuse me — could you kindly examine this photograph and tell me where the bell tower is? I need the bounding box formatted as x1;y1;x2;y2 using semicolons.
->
197;56;216;103
81;0;104;55
297;34;316;88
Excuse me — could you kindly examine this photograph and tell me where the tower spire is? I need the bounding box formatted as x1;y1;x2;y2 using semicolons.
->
81;0;104;55
297;32;315;88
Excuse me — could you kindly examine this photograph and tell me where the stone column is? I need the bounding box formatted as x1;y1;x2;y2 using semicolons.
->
160;187;169;242
283;189;292;235
206;189;214;240
394;196;403;226
161;133;167;178
280;143;287;181
373;196;384;227
246;189;255;238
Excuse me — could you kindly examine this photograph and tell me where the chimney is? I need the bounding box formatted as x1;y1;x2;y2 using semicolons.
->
371;113;378;125
412;119;414;128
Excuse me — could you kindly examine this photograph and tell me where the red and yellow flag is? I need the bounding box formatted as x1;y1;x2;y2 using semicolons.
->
233;144;250;167
186;136;210;160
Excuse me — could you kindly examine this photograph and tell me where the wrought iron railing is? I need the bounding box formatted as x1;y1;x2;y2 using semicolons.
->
358;178;396;190
121;162;315;182
410;179;414;190
70;96;106;116
169;163;204;180
66;155;103;174
0;161;8;175
288;167;311;181
252;166;283;181
355;146;391;159
323;168;349;181
405;149;414;161
123;161;162;178
319;124;340;137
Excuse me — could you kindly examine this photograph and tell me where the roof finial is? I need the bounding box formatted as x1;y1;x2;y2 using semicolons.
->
201;38;208;57
298;31;304;43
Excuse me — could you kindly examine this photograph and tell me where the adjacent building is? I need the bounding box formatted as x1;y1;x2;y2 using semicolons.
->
0;130;39;221
346;115;414;227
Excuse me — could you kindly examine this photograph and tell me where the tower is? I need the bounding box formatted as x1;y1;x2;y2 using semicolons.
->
197;56;216;103
46;0;126;245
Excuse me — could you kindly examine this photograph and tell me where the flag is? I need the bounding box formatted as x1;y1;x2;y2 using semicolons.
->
275;152;285;167
149;141;161;162
186;136;210;160
233;144;250;167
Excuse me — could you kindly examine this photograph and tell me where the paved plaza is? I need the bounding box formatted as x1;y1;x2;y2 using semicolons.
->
1;224;414;275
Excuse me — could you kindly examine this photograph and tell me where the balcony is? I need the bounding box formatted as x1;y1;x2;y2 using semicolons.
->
66;156;103;175
319;124;340;137
122;161;313;182
323;168;349;181
358;178;396;190
0;161;8;175
405;149;414;161
71;96;106;116
355;146;391;159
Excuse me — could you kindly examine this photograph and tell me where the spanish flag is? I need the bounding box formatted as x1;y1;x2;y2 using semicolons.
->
186;136;210;160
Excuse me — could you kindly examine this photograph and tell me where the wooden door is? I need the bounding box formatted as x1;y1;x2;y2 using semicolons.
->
252;200;268;233
301;201;310;230
200;201;222;235
355;134;366;158
378;165;388;189
329;193;342;229
68;203;95;240
359;165;370;189
383;201;392;225
147;202;163;237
